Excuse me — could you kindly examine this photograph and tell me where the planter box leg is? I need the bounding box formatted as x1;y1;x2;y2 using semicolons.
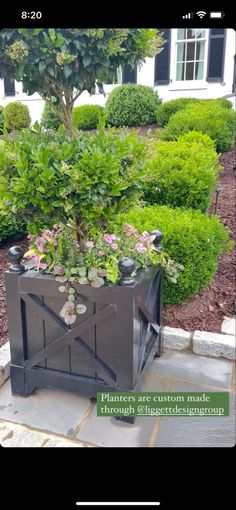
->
154;329;162;358
115;416;135;425
10;365;37;396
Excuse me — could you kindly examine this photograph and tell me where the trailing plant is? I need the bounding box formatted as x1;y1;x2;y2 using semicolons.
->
24;222;183;325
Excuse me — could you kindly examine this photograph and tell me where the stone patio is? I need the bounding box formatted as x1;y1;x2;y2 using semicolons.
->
0;350;235;447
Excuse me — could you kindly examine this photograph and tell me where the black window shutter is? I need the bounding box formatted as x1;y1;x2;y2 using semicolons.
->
4;77;16;96
232;55;236;93
207;29;226;82
154;29;171;85
122;64;137;84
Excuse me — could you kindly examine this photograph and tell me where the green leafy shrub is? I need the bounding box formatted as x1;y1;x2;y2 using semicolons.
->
142;133;220;212
41;103;61;130
156;98;199;127
0;106;4;134
105;84;161;127
162;102;235;152
0;214;26;243
72;105;104;130
156;97;233;127
117;205;231;303
0;126;147;234
4;102;31;131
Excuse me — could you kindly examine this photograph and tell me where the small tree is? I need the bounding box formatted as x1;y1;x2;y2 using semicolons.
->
0;29;163;136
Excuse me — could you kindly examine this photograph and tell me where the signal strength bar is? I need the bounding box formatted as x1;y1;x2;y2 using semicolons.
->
182;12;193;18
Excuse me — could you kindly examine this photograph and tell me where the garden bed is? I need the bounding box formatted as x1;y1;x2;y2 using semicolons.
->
163;145;235;332
0;144;235;347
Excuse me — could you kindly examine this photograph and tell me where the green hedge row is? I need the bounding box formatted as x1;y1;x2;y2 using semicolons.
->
117;205;231;304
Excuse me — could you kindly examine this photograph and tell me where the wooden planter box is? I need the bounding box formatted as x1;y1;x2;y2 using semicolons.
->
5;248;163;401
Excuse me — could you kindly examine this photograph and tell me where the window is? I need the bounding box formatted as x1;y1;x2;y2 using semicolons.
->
4;77;15;96
122;64;137;84
176;29;206;81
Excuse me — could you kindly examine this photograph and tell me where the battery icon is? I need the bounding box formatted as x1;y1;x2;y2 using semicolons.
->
209;11;224;18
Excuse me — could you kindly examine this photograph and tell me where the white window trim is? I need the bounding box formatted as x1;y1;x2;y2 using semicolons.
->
169;28;210;91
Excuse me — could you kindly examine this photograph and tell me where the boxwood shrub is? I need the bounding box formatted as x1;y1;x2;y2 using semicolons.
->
72;105;104;130
156;98;199;127
0;214;26;244
4;102;31;131
105;84;161;127
156;97;233;127
162;102;235;152
142;132;220;212
117;205;231;303
41;103;61;130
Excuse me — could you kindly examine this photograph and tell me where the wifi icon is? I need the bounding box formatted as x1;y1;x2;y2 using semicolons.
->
196;10;207;18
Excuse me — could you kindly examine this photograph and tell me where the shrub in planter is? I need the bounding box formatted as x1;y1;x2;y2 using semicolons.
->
5;222;182;399
105;84;161;127
0;106;4;134
117;205;232;304
4;102;31;131
41;103;61;130
0;213;26;244
156;98;199;127
142;133;220;212
0;126;147;234
162;102;235;152
72;105;104;130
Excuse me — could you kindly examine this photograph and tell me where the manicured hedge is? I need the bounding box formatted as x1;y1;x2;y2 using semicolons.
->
118;205;231;303
72;105;104;130
105;84;161;127
4;102;31;131
0;214;26;244
41;103;61;130
142;132;220;212
162;102;235;152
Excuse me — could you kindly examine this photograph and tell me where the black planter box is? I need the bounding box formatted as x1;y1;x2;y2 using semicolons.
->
5;251;163;401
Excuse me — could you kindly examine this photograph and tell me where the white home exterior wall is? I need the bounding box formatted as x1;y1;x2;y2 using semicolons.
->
0;28;235;124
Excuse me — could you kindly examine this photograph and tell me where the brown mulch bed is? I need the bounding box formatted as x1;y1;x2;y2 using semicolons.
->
163;146;236;333
0;143;235;347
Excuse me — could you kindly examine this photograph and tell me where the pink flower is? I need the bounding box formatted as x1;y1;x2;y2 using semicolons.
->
142;231;149;237
104;234;113;244
32;254;39;262
98;250;104;256
111;234;117;240
135;242;147;254
111;243;118;250
35;237;45;245
40;263;48;270
38;245;44;252
123;223;138;237
145;235;156;245
85;241;94;249
27;234;32;240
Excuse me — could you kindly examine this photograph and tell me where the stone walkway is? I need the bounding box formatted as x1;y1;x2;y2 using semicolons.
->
0;350;235;447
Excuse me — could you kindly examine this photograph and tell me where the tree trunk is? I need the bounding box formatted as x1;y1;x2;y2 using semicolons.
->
63;106;74;137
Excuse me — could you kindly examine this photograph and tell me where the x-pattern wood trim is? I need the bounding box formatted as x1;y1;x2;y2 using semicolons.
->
22;293;116;369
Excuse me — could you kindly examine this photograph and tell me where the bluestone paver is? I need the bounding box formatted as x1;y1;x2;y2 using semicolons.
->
154;382;236;448
151;351;233;388
0;380;91;436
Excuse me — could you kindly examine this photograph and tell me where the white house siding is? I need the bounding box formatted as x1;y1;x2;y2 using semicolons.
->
0;28;235;124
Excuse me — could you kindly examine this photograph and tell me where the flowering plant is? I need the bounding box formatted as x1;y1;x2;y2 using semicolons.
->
24;223;183;325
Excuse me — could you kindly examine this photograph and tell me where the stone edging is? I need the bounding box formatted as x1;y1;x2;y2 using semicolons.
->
162;317;236;360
